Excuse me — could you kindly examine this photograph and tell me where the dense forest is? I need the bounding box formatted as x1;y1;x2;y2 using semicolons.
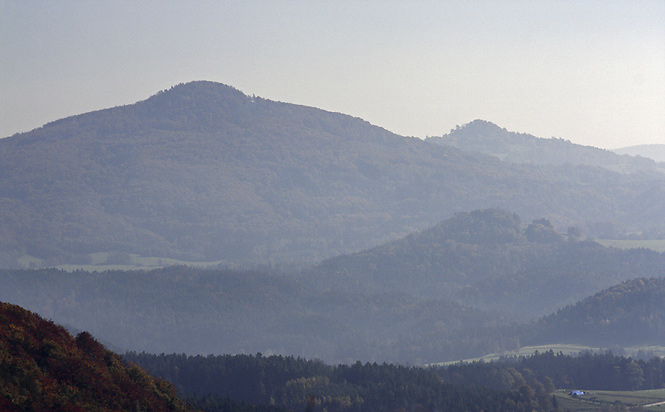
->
125;352;538;412
127;350;665;412
1;81;664;268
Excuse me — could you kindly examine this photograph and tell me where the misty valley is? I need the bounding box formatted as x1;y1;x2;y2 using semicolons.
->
2;82;665;411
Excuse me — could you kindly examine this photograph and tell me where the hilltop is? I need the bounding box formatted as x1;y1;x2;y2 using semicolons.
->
1;82;664;268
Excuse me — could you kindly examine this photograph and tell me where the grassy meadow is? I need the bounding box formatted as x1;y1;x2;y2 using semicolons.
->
554;388;665;411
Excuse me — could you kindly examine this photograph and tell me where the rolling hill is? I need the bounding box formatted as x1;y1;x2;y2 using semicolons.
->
309;209;665;317
1;81;664;268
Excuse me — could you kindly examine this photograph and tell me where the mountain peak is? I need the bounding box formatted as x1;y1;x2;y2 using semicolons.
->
145;80;248;104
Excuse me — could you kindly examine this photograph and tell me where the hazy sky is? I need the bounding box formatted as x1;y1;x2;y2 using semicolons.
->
1;1;664;149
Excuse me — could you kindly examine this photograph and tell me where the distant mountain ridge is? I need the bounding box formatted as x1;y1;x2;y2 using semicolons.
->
614;144;665;163
1;81;664;268
426;119;662;174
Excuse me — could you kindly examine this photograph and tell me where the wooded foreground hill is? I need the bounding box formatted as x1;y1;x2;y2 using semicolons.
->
1;81;664;268
0;301;197;411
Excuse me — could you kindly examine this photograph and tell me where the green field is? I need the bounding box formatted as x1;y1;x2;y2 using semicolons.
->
596;239;665;253
18;252;227;272
432;344;604;366
554;388;665;411
435;344;665;366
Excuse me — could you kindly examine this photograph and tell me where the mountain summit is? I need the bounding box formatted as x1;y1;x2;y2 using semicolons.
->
1;82;663;267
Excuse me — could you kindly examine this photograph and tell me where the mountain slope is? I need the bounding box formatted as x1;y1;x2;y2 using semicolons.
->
426;119;662;174
1;82;664;267
0;301;196;411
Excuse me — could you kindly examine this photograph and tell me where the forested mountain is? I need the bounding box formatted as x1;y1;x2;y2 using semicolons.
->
0;301;197;411
522;278;665;348
426;119;664;174
614;144;665;163
310;209;665;317
1;81;664;268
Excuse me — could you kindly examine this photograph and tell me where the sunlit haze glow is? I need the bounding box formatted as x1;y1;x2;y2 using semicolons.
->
1;1;664;149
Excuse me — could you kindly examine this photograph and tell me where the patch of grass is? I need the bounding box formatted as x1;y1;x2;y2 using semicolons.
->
432;344;604;366
55;254;226;272
434;344;665;366
597;239;665;253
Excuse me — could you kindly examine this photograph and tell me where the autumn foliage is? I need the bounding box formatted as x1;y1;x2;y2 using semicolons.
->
0;301;197;411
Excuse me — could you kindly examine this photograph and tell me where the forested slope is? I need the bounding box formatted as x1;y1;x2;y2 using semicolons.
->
522;277;665;347
0;301;197;411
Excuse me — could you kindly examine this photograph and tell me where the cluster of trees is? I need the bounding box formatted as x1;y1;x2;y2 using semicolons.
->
0;301;195;411
125;352;539;412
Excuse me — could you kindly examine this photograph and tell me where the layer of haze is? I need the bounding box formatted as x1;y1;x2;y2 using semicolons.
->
1;1;664;149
